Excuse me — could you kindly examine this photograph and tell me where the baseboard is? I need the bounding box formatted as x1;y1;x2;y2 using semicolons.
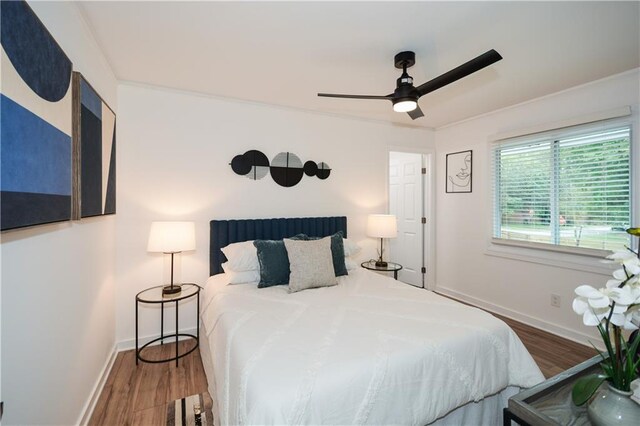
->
117;326;198;352
77;344;118;425
435;285;604;351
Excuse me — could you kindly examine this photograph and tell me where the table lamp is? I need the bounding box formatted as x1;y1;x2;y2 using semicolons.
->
147;221;196;295
367;214;397;267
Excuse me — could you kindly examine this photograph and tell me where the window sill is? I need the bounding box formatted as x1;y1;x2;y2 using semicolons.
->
486;238;615;276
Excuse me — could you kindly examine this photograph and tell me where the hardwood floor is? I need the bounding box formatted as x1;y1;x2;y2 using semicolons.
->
496;313;596;378
89;341;208;426
90;312;596;425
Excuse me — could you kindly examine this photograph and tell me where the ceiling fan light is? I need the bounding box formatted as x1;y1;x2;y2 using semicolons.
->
393;99;417;113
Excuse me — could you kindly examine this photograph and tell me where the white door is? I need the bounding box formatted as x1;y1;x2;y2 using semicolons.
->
389;152;424;287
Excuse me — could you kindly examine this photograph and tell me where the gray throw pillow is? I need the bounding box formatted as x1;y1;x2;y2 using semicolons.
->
284;237;338;293
294;232;348;277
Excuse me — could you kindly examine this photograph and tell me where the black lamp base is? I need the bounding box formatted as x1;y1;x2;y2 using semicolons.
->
162;284;182;296
375;260;388;267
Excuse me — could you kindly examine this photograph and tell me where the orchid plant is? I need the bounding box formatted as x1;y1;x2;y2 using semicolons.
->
571;228;640;406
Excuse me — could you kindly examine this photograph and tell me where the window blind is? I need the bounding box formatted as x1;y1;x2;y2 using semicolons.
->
492;120;631;251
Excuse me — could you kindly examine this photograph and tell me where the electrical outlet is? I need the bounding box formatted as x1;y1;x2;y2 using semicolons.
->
551;294;561;308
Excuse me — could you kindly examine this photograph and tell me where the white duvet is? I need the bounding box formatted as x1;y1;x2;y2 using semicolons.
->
200;269;544;425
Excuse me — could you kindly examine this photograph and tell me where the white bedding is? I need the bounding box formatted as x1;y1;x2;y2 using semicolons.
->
200;268;544;425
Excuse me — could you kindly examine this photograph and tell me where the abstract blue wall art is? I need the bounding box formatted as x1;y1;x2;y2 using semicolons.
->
0;0;72;102
72;73;116;218
1;0;73;230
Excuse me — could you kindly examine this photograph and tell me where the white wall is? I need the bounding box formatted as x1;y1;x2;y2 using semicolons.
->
0;2;117;425
434;69;640;345
115;83;434;344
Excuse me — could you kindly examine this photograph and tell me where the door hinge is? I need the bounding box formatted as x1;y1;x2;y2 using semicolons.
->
421;267;426;274
421;217;426;224
421;167;427;174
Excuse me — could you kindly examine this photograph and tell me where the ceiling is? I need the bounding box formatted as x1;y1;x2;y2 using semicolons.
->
78;1;640;129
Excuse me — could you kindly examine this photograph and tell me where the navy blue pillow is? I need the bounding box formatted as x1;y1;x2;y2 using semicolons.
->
295;232;348;277
254;240;289;287
254;234;308;288
329;232;348;277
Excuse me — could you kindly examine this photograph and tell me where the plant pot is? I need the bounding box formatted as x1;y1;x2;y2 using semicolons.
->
587;382;640;426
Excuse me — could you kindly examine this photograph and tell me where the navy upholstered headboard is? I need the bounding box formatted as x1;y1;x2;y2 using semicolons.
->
209;216;347;276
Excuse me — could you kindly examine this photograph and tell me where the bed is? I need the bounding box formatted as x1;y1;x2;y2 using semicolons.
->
199;216;544;425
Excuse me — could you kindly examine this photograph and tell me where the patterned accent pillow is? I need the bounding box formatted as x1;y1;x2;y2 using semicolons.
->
294;232;348;277
284;237;338;293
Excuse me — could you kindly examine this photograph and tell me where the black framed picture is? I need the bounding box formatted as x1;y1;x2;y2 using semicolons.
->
72;72;116;219
445;150;472;193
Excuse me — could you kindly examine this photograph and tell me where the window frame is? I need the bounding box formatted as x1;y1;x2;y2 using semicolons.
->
490;117;635;257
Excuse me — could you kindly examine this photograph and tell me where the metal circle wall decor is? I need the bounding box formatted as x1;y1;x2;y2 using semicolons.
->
303;161;318;177
316;162;331;180
231;150;270;180
230;150;332;187
270;152;304;187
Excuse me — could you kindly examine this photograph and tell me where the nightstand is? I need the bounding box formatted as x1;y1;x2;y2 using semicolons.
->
361;260;403;280
135;283;200;367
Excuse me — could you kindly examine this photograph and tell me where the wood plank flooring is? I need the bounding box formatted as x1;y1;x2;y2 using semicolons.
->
90;311;596;425
90;341;208;426
496;313;596;378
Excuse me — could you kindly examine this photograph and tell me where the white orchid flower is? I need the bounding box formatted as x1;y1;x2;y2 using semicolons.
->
625;307;640;330
626;285;640;304
573;285;611;326
609;286;636;305
572;285;634;327
606;279;623;289
620;305;640;330
612;268;640;285
574;285;610;308
626;274;640;286
607;250;640;275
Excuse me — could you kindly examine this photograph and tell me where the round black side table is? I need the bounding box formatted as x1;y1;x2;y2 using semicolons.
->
360;261;403;280
135;283;200;367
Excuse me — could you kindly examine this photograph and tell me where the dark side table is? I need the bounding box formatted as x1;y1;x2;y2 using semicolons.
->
361;260;403;280
135;283;200;367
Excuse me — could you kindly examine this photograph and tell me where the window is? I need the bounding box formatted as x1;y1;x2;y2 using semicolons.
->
492;120;632;252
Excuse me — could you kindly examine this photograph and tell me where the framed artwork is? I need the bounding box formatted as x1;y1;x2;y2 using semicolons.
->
445;150;472;193
1;0;73;230
72;72;116;218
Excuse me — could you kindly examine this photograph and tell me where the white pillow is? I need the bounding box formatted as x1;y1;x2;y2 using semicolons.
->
343;238;362;257
220;240;259;271
221;262;260;284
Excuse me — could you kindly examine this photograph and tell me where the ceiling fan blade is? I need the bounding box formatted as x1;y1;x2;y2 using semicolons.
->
407;105;424;120
318;93;393;100
416;49;502;97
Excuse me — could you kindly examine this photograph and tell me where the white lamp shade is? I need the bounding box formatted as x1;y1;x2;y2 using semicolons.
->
366;214;397;238
147;221;196;253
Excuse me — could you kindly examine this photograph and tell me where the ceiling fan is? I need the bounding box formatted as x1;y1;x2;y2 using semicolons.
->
318;49;502;120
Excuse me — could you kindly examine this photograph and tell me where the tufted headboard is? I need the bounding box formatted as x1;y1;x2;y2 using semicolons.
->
209;216;347;276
